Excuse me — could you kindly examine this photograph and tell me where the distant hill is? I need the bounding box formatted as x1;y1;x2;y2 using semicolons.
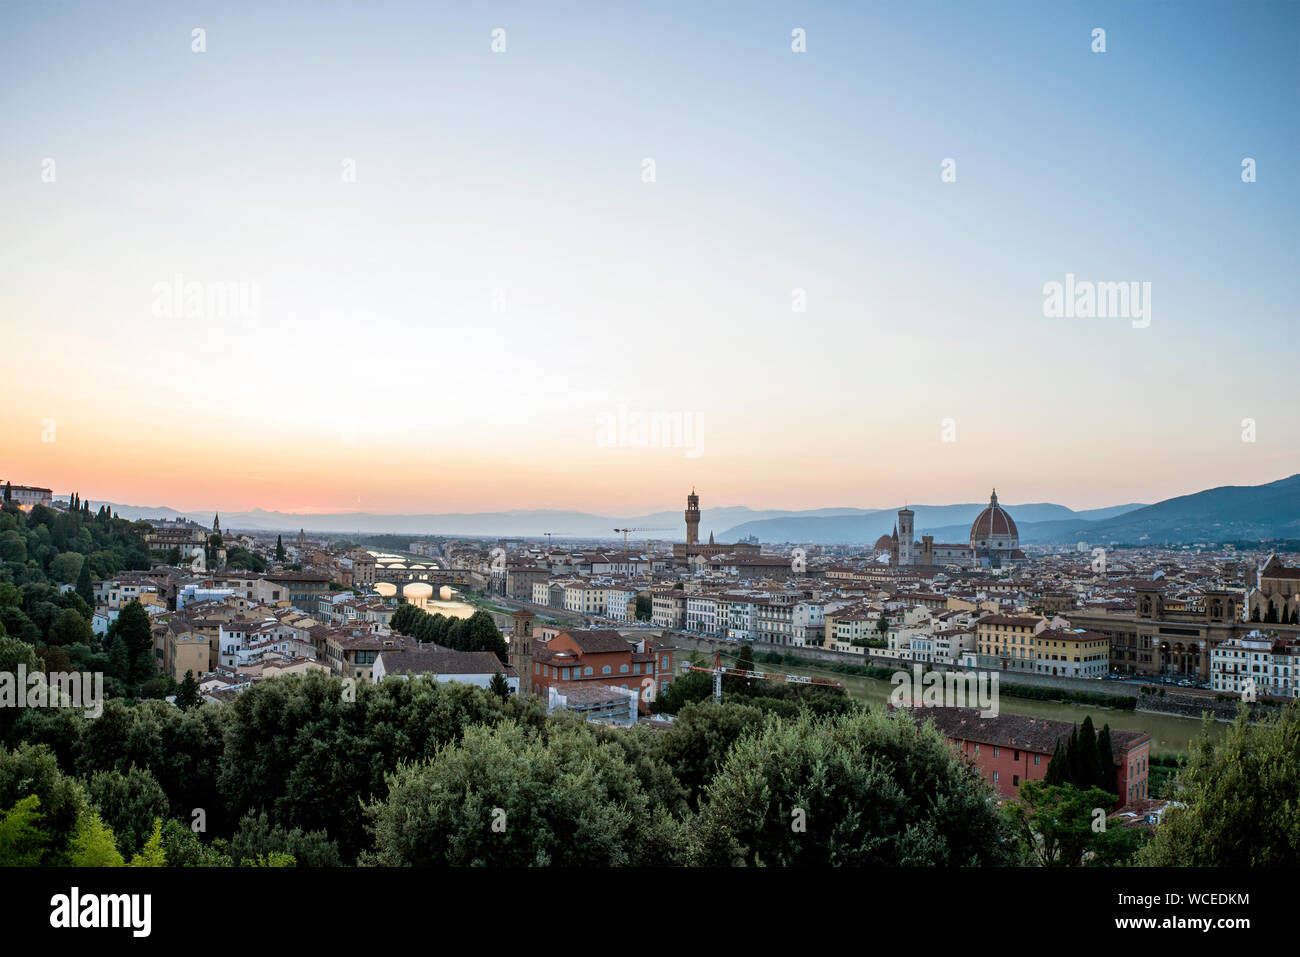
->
1046;475;1300;544
76;476;1295;544
718;502;1147;546
720;476;1299;545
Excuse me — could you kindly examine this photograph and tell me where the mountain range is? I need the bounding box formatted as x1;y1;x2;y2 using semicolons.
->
720;475;1299;545
81;475;1298;545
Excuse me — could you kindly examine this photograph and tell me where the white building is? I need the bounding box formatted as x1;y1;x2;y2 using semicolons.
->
1211;630;1300;699
177;584;236;609
685;595;718;635
372;647;519;693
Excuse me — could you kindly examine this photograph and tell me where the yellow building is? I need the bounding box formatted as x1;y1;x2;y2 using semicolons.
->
1033;628;1110;678
975;614;1043;673
164;623;211;681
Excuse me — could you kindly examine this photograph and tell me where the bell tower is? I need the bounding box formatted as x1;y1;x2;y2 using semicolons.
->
685;489;700;545
897;508;915;566
510;609;535;697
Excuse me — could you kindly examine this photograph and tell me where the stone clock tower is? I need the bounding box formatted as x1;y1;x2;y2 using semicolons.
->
684;489;701;545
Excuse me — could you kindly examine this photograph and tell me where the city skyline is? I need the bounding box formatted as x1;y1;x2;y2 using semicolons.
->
3;0;1297;514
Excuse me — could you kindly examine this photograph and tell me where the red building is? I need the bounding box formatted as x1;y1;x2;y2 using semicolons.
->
530;629;675;712
918;707;1151;806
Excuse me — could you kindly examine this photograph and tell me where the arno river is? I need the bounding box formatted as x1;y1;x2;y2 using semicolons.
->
772;660;1228;757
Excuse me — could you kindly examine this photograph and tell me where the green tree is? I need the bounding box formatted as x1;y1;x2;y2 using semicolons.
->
463;611;508;661
0;744;89;863
107;636;129;682
724;644;756;696
1139;701;1300;866
230;810;341;867
1002;781;1141;866
0;794;49;866
67;810;125;866
48;607;93;646
488;671;511;700
75;562;94;608
688;708;1013;866
1096;724;1119;796
1075;717;1104;790
368;720;682;866
653;700;764;807
158;819;231;867
0;635;39;674
106;601;153;681
48;552;84;585
1044;740;1067;786
128;819;167;867
85;766;170;858
650;669;712;714
275;535;286;562
175;670;201;710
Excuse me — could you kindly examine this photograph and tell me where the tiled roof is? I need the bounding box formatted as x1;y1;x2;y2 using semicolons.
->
918;706;1148;760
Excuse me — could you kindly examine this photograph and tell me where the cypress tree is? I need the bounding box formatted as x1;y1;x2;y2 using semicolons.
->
107;636;130;681
1076;716;1105;789
76;561;95;608
1044;740;1067;786
176;670;201;710
1065;727;1081;786
1097;724;1118;796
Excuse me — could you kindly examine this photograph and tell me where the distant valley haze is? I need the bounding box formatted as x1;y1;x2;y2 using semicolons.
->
67;474;1300;546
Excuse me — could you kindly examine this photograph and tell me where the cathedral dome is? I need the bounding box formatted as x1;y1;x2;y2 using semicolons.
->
874;534;893;551
969;489;1018;544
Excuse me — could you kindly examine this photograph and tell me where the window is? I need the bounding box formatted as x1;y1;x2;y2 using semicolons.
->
601;665;612;674
1033;754;1040;766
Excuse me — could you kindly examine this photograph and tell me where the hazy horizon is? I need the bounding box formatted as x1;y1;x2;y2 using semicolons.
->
35;472;1300;522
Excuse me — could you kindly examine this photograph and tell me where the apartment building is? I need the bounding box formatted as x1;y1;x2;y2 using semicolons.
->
753;596;796;645
651;589;686;631
974;614;1045;672
604;585;638;622
685;594;718;635
564;582;612;616
1211;630;1300;698
506;565;550;601
1033;627;1110;678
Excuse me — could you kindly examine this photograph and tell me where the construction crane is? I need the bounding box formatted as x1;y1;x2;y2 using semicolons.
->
688;650;844;703
543;532;570;550
612;527;670;558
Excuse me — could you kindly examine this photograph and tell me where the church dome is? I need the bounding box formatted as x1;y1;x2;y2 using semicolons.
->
969;489;1018;544
874;534;893;551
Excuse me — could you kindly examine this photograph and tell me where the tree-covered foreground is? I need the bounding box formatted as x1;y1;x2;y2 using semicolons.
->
1;667;1295;867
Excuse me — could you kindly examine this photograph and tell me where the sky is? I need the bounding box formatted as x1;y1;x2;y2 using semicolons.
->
1;0;1297;517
